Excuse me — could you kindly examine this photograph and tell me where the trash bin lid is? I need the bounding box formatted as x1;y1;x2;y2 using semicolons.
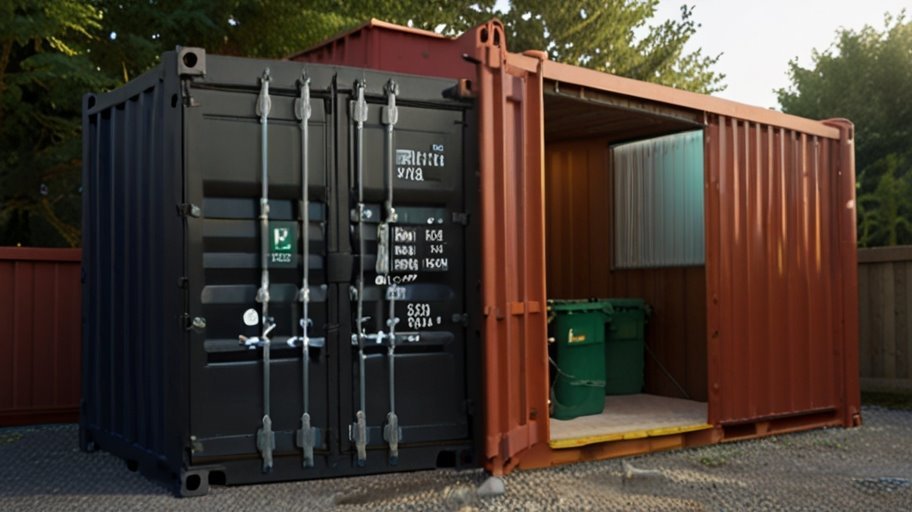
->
600;298;649;313
547;299;614;314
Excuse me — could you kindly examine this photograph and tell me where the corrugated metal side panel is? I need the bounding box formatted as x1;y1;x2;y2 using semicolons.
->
545;139;707;401
80;57;185;464
478;25;550;475
0;248;81;425
290;24;477;80
705;116;859;426
613;131;704;268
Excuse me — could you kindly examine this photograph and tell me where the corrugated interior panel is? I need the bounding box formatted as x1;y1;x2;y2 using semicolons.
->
706;116;844;424
0;248;81;425
612;131;705;268
544;139;707;401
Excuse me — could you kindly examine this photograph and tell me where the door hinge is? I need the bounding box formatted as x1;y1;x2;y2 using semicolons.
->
184;314;206;331
177;203;201;218
190;435;204;455
180;79;200;108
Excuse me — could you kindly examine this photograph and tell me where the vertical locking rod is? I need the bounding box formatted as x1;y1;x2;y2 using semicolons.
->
351;80;369;467
254;68;275;474
380;80;401;465
294;71;319;468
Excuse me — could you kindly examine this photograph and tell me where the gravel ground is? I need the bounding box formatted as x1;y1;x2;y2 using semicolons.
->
2;406;911;511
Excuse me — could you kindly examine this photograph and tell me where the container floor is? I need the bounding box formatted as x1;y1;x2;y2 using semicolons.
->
549;394;710;449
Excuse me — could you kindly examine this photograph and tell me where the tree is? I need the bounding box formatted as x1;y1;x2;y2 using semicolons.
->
86;1;497;82
777;12;912;246
0;1;116;247
500;1;724;93
857;155;912;246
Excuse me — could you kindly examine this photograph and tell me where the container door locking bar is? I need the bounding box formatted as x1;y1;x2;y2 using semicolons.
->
237;68;275;474
378;80;402;465
288;72;320;468
350;80;370;467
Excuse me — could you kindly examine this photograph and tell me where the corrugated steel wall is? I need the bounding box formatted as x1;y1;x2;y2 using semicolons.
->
705;116;859;426
545;139;708;401
81;69;184;464
0;248;81;425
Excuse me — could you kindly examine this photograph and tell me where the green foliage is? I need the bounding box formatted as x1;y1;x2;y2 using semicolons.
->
777;12;912;247
501;1;724;93
86;1;496;80
857;155;912;246
0;1;116;247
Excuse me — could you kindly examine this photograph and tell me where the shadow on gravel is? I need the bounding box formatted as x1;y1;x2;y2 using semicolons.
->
0;424;168;498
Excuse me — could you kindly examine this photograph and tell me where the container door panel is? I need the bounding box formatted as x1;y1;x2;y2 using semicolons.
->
185;86;333;460
340;84;471;462
478;49;550;473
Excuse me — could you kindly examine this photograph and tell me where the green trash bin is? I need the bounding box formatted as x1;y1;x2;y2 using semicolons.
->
603;298;649;395
548;300;613;420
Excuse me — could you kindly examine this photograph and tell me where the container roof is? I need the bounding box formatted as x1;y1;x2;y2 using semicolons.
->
289;18;449;59
293;18;843;140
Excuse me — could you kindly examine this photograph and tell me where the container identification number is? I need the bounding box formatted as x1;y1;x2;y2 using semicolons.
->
406;303;442;329
270;253;292;263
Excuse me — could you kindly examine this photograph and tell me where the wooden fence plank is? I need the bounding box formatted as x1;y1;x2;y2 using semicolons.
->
871;263;885;379
857;246;912;393
907;262;912;385
883;264;896;379
896;263;908;379
858;264;871;378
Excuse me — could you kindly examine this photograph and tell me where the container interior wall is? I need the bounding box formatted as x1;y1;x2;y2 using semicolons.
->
544;138;707;401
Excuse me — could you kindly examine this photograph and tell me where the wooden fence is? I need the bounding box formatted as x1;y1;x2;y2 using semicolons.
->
858;245;912;393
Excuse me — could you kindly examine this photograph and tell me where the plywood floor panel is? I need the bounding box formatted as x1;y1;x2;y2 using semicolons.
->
549;394;709;448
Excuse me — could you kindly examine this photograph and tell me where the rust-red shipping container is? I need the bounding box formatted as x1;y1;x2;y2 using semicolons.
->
0;247;82;425
293;19;860;476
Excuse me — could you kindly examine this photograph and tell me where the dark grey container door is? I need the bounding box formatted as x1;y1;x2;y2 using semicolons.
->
340;84;470;458
184;85;333;460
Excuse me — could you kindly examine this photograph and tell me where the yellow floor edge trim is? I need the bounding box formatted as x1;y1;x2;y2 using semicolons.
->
549;422;714;449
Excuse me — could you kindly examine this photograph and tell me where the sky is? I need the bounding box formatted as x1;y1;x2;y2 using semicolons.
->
649;0;909;109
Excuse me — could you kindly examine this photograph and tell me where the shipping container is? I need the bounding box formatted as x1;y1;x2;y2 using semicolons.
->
80;50;481;495
0;247;81;426
293;19;860;477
